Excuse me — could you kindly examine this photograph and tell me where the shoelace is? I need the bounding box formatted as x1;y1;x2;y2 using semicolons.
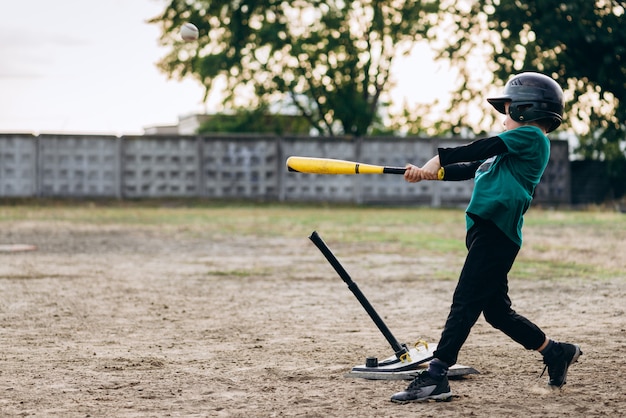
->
540;358;565;380
407;371;431;389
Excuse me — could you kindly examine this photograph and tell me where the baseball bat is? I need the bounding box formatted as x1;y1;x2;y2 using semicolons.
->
286;156;406;175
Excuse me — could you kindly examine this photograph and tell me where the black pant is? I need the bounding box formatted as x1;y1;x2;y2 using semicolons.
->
433;216;546;366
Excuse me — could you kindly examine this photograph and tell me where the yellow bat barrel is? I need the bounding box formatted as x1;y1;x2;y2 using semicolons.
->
286;156;385;175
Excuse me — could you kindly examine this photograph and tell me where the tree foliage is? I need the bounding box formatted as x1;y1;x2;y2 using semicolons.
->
151;0;626;197
150;0;439;137
435;0;626;162
197;108;310;134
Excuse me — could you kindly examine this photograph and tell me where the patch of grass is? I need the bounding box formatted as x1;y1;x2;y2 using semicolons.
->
208;269;253;277
511;259;613;281
525;208;626;229
206;267;273;278
0;202;468;243
0;273;80;280
1;201;624;282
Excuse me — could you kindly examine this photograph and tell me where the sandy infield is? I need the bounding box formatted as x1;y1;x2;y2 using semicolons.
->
0;215;624;417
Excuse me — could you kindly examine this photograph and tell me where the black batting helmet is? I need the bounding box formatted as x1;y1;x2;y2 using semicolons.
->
487;72;564;133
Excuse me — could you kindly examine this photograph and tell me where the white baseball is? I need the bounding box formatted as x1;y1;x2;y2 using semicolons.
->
180;23;199;41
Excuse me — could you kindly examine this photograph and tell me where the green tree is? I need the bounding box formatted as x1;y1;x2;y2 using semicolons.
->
197;107;310;134
150;0;439;137
428;0;626;196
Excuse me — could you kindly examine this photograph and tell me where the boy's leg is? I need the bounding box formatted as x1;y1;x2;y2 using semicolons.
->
391;219;515;403
484;292;583;388
433;219;519;366
482;282;545;350
478;228;583;388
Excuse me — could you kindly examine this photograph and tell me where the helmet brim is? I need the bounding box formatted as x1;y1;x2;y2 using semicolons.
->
487;97;509;114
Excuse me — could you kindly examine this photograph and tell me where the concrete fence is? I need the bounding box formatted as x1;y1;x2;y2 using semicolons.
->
0;133;570;205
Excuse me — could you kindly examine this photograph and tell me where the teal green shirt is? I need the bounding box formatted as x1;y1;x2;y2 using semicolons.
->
466;125;550;247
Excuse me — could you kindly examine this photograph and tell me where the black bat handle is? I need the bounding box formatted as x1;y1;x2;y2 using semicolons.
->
383;167;406;174
309;231;408;359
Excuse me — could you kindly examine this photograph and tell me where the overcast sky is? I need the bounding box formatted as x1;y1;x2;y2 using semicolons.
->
0;0;453;136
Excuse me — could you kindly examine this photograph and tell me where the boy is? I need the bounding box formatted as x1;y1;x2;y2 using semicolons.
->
391;72;582;403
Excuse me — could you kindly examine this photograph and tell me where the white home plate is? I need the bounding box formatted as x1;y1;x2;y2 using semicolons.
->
345;344;479;380
0;244;37;253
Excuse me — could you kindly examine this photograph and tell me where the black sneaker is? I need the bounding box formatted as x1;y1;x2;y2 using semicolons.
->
390;370;452;403
542;342;582;388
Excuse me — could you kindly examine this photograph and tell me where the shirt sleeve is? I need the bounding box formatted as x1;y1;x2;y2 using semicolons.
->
438;136;508;166
437;136;508;181
442;161;484;181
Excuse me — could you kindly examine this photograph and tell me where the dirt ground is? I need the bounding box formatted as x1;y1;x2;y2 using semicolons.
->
0;217;624;417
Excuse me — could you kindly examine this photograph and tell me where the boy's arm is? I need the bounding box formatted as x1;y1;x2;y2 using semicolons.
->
440;161;484;181
419;157;483;181
436;136;507;181
438;136;507;166
406;136;507;182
